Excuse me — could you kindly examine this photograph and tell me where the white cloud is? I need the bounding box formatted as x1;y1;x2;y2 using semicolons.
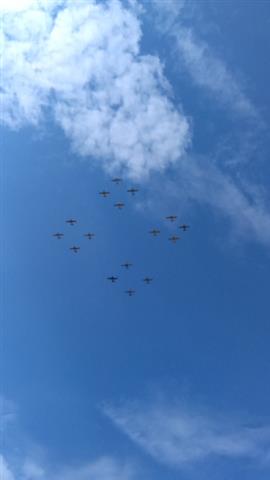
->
23;459;45;479
174;28;257;118
104;402;270;469
179;158;270;247
51;457;136;480
0;456;15;480
150;1;258;119
1;0;190;179
0;455;137;480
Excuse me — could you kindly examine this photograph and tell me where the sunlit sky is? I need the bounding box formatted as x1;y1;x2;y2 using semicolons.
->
2;1;270;479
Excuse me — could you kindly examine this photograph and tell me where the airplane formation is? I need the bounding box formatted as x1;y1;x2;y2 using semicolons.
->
52;177;190;297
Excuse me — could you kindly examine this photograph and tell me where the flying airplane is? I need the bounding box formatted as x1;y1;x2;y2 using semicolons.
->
179;224;190;231
169;235;180;243
70;246;80;253
112;178;122;184
166;215;177;222
127;187;139;196
149;229;160;236
121;262;133;269
66;219;77;225
84;233;95;239
107;276;118;283
52;233;64;239
125;289;135;296
99;190;110;197
114;202;125;209
143;277;153;284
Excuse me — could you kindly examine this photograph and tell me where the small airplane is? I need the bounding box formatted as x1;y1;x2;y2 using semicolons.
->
166;215;177;222
112;178;122;184
149;229;160;236
84;233;95;239
70;246;80;253
169;235;180;243
121;262;133;269
127;187;139;196
143;277;153;284
114;202;125;209
107;276;118;283
52;232;64;239
125;289;135;297
179;224;190;232
99;190;110;198
66;219;77;225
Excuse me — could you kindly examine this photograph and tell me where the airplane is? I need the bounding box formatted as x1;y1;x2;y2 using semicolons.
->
112;177;122;184
121;262;133;269
66;219;77;225
149;229;160;236
125;289;135;296
179;224;190;231
70;246;80;253
114;202;125;209
84;233;95;239
107;276;118;283
127;187;139;196
169;235;180;243
165;215;177;222
52;233;64;239
143;277;153;284
99;190;110;198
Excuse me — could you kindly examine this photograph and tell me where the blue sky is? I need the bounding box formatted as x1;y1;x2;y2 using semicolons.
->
2;1;270;479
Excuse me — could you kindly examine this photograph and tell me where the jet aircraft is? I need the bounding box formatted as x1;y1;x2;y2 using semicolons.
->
169;235;180;243
84;233;95;239
121;262;133;269
70;246;80;253
52;233;64;239
179;224;190;231
112;178;122;184
166;215;177;222
127;188;139;196
149;229;160;236
107;276;118;283
99;191;110;197
143;277;153;284
66;219;77;225
125;289;135;296
114;202;125;209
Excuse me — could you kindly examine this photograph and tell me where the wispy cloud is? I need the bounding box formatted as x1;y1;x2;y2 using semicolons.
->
173;28;258;119
1;0;190;179
0;454;137;480
150;1;258;120
104;401;270;469
0;394;139;480
0;455;15;480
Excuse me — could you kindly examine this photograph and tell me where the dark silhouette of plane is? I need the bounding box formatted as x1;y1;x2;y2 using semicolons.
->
99;191;110;197
66;219;77;225
70;246;80;253
127;188;139;196
169;235;180;243
149;229;160;236
84;233;95;239
166;215;177;222
179;224;190;231
52;233;64;239
114;202;125;209
107;276;118;283
112;178;122;184
143;277;153;284
125;289;135;296
121;262;132;269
